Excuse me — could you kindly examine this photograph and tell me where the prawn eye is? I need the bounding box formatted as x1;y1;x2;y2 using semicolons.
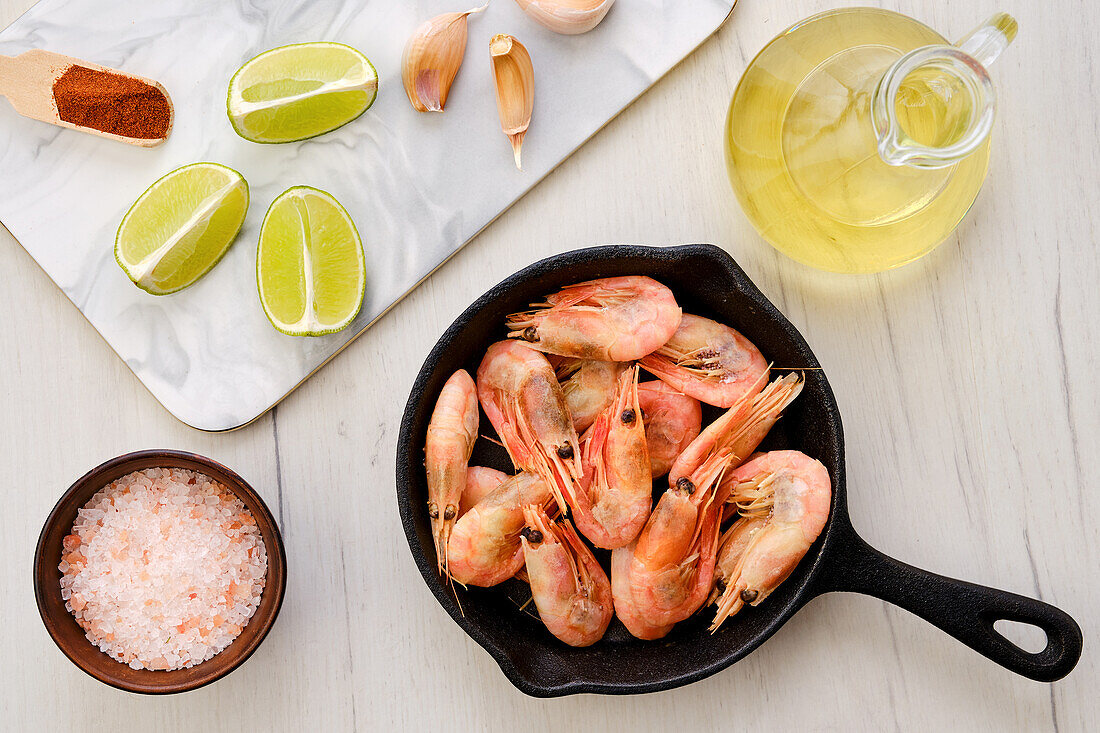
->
740;589;759;603
620;408;636;424
427;502;439;519
522;326;539;342
676;477;695;494
556;443;574;460
520;527;543;544
443;505;456;520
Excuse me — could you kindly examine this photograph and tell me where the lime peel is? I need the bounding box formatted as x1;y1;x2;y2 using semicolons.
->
121;180;244;289
257;186;365;337
227;42;378;144
115;162;249;296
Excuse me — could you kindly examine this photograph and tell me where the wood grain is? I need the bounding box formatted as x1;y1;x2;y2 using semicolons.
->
0;49;171;145
0;50;66;118
0;0;1096;730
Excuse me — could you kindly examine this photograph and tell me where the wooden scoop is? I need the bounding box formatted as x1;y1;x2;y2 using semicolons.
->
0;50;173;147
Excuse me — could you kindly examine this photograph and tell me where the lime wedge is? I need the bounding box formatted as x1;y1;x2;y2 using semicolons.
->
115;162;249;295
257;186;365;336
228;42;378;144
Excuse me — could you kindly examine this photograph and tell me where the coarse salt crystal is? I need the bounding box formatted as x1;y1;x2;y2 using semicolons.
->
58;468;267;671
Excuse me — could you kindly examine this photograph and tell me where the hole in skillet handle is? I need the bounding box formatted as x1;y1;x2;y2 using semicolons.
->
807;515;1083;682
993;619;1047;654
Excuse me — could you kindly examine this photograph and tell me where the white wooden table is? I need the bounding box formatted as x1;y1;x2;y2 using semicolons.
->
1;0;1096;729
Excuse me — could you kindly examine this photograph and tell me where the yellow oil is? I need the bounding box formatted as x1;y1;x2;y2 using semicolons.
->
725;8;991;273
894;67;975;148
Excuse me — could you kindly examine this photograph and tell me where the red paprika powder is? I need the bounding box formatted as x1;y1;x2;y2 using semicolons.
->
52;65;172;140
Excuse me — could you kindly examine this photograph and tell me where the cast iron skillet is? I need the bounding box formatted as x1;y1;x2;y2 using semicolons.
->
396;244;1082;696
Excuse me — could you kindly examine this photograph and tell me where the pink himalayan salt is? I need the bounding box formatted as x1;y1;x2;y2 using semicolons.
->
59;468;267;671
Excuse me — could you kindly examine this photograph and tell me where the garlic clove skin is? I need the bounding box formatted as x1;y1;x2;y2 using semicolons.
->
402;3;488;113
513;0;615;35
490;34;534;170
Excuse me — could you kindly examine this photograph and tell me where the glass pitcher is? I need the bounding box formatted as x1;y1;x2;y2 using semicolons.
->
725;9;1018;273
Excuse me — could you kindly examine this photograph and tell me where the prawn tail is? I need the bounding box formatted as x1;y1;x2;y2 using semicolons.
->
558;517;589;558
520;416;581;516
709;582;745;632
505;300;559;335
618;364;642;411
498;395;541;469
580;410;610;476
638;354;678;384
722;373;805;462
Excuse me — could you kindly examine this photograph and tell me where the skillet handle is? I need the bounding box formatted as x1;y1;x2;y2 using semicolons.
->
809;519;1082;682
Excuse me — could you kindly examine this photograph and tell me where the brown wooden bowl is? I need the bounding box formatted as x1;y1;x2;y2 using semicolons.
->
33;450;287;694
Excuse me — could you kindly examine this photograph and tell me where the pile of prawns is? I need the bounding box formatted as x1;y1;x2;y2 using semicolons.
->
424;276;830;647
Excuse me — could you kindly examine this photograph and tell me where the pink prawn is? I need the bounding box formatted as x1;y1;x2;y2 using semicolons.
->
640;313;768;407
506;276;682;361
710;450;831;630
477;341;582;512
637;380;702;478
520;506;613;647
424;369;479;575
571;365;652;549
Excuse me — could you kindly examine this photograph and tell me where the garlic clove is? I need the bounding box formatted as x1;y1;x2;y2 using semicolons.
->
513;0;615;35
490;34;534;171
402;3;488;113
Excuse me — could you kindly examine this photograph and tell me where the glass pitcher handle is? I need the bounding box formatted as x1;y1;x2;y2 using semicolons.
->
956;13;1019;69
873;11;1018;168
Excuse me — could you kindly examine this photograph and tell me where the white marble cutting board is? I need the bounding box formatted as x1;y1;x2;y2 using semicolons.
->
0;0;735;430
